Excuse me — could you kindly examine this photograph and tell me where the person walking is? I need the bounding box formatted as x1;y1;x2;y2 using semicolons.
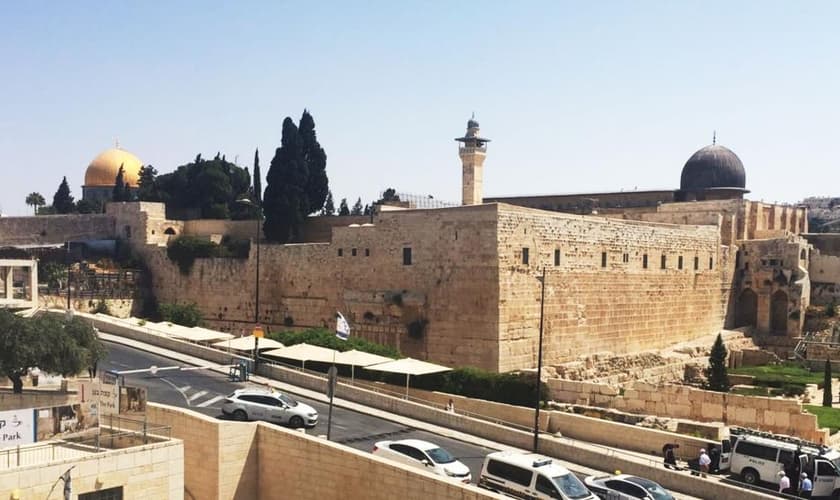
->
778;471;791;494
662;443;679;470
698;448;711;478
445;399;455;413
800;472;813;498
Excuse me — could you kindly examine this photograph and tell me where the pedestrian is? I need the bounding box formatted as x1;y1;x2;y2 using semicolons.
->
800;472;813;498
87;360;98;379
662;443;679;469
698;448;711;478
445;399;455;413
778;471;791;494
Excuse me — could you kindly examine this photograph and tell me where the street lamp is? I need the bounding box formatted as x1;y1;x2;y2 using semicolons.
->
533;266;546;452
236;198;262;371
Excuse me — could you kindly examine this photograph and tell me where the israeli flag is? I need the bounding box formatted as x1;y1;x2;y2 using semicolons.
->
336;312;351;341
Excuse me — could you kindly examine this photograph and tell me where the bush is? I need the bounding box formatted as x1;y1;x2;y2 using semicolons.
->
413;366;549;408
93;300;111;315
828;302;837;318
158;302;203;327
166;236;217;274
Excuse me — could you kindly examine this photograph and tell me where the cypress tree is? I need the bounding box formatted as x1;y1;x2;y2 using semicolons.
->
263;117;309;242
705;333;730;392
824;359;833;407
322;191;335;216
299;110;329;214
52;177;75;214
253;149;262;205
351;197;364;215
137;165;160;201
113;164;126;201
363;204;371;216
338;198;350;216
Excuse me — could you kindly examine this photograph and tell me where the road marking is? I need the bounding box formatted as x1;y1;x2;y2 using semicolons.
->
196;395;224;408
179;385;191;392
188;390;208;402
158;377;194;406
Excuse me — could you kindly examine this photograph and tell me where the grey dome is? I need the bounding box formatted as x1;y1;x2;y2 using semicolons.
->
467;118;479;129
680;144;746;191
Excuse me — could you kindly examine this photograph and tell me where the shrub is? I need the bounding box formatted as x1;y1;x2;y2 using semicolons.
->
407;319;428;339
166;236;217;274
158;302;203;327
92;300;111;315
413;366;549;408
828;302;837;318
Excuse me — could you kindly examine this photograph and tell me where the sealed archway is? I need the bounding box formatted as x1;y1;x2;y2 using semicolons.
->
736;289;758;328
771;290;788;335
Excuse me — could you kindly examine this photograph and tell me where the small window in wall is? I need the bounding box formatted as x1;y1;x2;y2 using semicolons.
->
800;249;806;260
365;248;370;257
403;247;412;265
164;227;177;235
601;252;607;267
660;254;667;269
709;257;714;270
643;254;648;269
455;230;458;240
554;249;561;266
694;256;699;270
678;256;684;270
622;253;629;263
338;248;343;257
80;487;124;500
351;248;357;257
522;247;529;265
744;262;749;271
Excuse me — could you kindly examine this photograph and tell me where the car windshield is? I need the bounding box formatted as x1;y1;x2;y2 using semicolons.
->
277;394;298;407
426;447;456;464
554;473;592;499
626;477;673;500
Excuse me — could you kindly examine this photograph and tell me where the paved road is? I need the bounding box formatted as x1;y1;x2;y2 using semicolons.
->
103;341;497;482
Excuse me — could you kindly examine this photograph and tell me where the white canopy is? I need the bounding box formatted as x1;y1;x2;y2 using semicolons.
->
212;335;285;351
262;343;339;364
364;357;452;396
334;349;393;367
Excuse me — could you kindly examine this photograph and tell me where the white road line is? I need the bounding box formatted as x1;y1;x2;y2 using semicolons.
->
188;390;208;402
196;395;224;408
158;377;193;406
179;385;191;392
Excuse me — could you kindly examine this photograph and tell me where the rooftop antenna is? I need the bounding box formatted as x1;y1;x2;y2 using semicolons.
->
115;138;120;149
712;131;716;145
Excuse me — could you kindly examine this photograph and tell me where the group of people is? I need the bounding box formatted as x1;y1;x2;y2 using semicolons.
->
662;443;717;477
778;470;814;497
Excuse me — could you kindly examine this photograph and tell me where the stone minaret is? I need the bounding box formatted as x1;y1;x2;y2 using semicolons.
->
455;116;491;205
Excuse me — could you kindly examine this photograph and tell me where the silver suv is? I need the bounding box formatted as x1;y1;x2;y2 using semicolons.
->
221;388;318;428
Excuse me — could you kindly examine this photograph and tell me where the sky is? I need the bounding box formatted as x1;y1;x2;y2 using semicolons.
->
1;1;839;216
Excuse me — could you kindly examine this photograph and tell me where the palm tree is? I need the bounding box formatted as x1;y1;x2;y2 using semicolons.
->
25;192;45;215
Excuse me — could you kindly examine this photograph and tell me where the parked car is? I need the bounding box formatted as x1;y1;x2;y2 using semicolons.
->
584;474;674;500
372;439;472;483
221;388;318;428
479;451;597;499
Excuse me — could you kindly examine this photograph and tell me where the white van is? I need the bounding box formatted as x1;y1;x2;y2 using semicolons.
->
479;451;598;500
730;433;840;497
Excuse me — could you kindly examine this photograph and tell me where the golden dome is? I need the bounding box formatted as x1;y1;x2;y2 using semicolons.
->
83;148;143;187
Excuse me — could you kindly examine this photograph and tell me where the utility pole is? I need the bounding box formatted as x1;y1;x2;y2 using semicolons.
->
533;266;546;452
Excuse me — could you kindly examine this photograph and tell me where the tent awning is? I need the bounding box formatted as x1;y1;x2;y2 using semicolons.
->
363;357;451;376
262;343;339;364
212;335;284;351
333;349;393;367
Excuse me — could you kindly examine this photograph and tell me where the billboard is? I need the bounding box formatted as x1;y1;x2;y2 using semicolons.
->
0;409;35;449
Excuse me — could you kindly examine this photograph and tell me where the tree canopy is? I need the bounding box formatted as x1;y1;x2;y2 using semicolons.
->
351;197;364;215
322;190;335;216
25;192;45;215
52;177;75;214
263;118;309;242
338;198;350;216
299;109;329;214
704;333;730;392
0;310;106;393
252;149;262;205
112;164;132;202
137;165;161;202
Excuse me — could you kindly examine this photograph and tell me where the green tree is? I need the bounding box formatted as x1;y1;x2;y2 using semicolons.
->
322;191;335;216
25;192;45;215
363;204;372;216
76;199;102;214
252;149;262;205
137;165;160;201
351;197;364;215
377;188;400;204
158;302;203;327
704;333;730;392
825;358;833;407
0;310;105;393
156;154;250;219
263;117;309;242
112;164;128;202
52;177;75;214
299;110;329;214
338;198;350;216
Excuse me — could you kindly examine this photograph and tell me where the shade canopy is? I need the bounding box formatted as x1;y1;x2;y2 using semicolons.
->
363;357;451;376
148;322;233;342
262;343;338;364
212;335;284;351
333;349;393;367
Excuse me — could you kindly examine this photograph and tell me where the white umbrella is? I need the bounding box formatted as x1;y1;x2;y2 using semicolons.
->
212;335;284;352
262;343;339;370
333;349;394;383
364;358;452;396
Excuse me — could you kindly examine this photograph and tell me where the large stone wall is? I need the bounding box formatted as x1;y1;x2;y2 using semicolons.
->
0;214;114;245
495;205;729;371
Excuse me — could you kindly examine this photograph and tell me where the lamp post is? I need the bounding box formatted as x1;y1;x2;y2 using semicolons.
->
237;198;262;371
533;266;546;452
65;242;71;312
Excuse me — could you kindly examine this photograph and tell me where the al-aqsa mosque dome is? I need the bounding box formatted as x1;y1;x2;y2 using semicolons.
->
676;141;749;202
82;147;144;202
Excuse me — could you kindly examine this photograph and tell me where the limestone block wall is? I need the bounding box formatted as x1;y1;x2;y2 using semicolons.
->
547;379;828;443
496;205;728;371
0;214;114;245
0;439;183;499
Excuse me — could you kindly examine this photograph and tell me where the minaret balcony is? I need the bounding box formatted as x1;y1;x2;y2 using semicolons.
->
459;145;487;155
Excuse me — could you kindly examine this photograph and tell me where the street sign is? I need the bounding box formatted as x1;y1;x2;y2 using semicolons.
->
253;325;264;338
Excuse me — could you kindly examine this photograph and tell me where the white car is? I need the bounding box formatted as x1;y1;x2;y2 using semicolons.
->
221;388;318;428
584;474;674;500
372;439;472;483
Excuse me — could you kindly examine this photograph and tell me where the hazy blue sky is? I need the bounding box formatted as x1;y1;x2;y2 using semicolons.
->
2;1;838;215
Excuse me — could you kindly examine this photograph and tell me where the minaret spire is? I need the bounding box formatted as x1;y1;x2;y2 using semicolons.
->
712;131;716;145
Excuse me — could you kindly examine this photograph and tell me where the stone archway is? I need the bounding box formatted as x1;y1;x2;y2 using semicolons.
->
164;227;177;235
736;289;758;328
771;290;788;335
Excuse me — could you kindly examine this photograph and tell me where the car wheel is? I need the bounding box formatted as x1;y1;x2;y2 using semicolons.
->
289;416;305;428
742;468;759;485
233;409;248;421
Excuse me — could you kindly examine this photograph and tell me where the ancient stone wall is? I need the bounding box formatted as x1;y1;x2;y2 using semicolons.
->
0;214;114;245
495;204;729;371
